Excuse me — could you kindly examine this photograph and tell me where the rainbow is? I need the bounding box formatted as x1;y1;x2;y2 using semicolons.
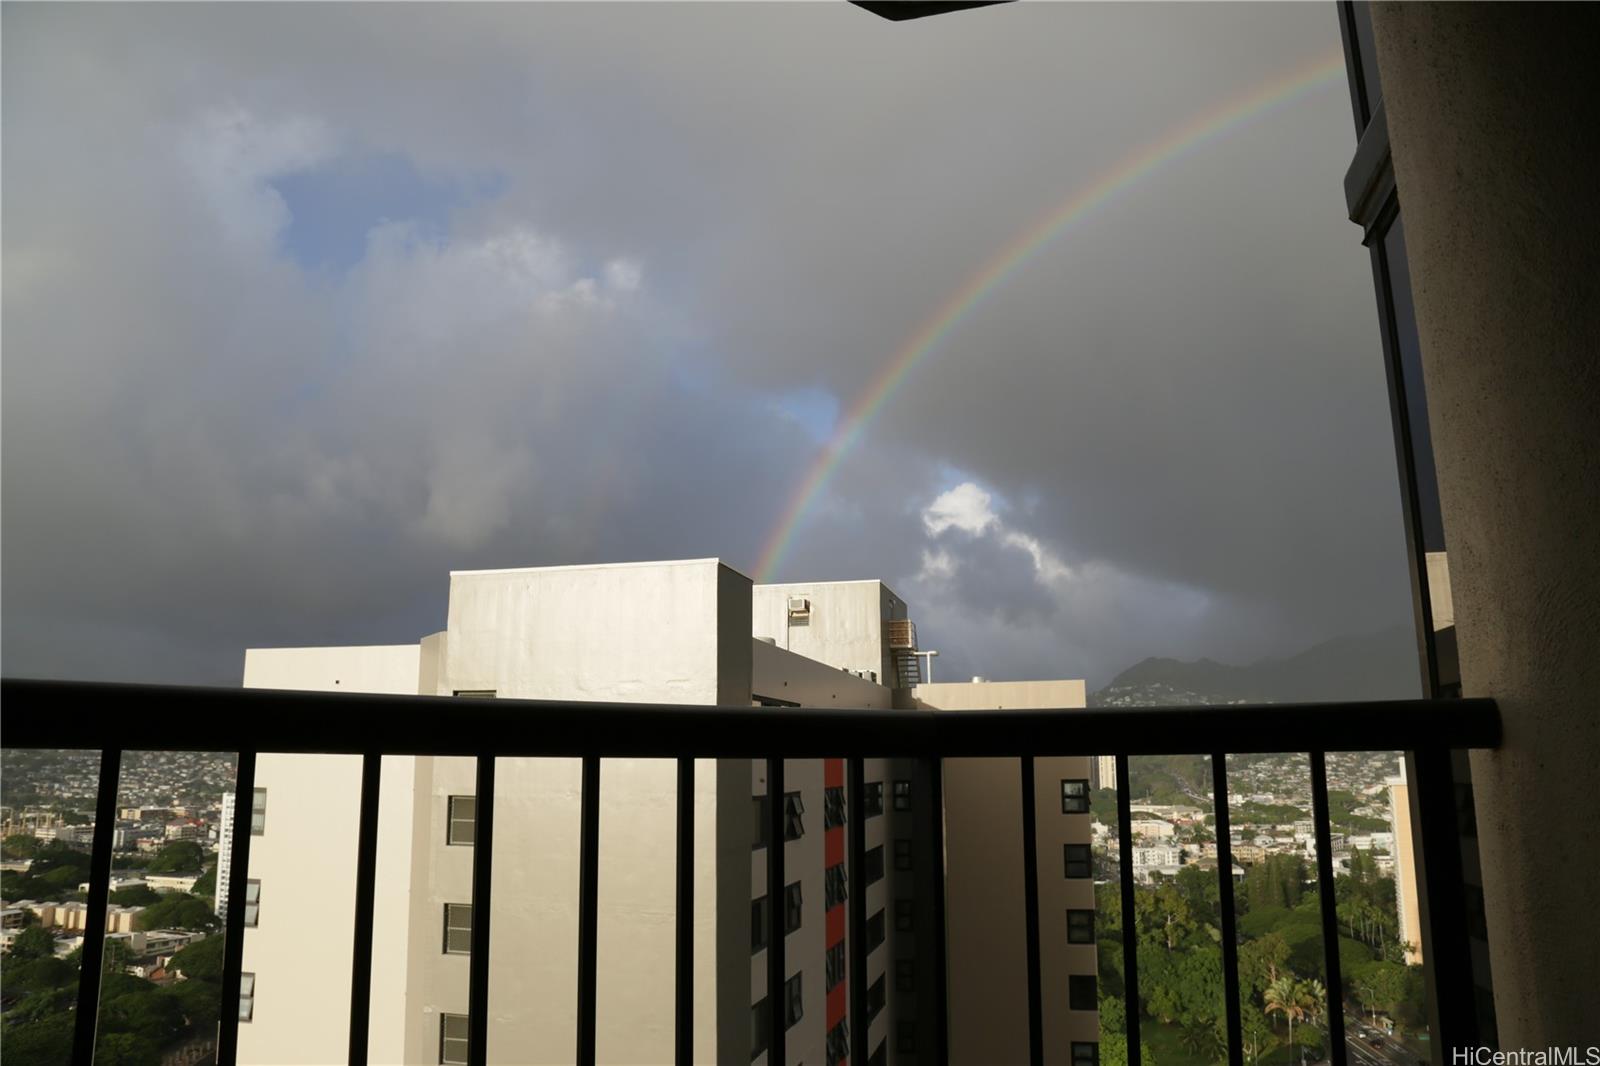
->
753;50;1345;582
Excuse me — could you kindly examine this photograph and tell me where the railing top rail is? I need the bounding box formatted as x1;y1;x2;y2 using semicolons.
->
1;678;1499;756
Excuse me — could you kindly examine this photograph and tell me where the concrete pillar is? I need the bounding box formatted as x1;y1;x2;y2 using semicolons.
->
1369;3;1600;1047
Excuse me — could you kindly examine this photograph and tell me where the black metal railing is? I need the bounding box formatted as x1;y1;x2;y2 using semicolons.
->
0;679;1499;1066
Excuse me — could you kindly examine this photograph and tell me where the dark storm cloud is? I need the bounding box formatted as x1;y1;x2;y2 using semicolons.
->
3;3;1413;689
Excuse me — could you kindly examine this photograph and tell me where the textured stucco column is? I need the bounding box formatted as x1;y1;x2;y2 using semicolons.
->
1369;3;1600;1047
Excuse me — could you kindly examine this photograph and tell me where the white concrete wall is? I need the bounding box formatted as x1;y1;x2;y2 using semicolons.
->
752;640;892;710
440;560;753;1064
753;581;907;684
914;679;1097;1064
240;646;422;1066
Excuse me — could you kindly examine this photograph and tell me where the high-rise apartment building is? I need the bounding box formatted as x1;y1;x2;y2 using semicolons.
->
1386;760;1423;966
236;559;1095;1064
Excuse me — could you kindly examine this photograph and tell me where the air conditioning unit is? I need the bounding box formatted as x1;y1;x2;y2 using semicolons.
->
787;596;810;615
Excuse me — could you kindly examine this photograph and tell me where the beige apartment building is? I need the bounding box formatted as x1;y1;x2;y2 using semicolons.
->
237;559;1096;1065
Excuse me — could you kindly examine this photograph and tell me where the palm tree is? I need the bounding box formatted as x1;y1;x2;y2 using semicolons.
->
1264;975;1312;1047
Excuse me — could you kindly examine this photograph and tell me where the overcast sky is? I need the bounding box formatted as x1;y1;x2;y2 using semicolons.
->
2;2;1416;691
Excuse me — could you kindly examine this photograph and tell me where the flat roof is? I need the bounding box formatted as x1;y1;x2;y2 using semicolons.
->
451;558;724;577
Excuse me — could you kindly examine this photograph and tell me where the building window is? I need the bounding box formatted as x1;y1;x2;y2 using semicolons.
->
893;838;913;871
867;910;885;952
825;863;848;910
239;972;255;1022
784;972;804;1029
243;880;260;928
865;845;885;885
824;785;846;830
752;895;769;954
453;690;496;698
1061;779;1090;814
825;941;846;991
896;958;915;994
440;1014;469;1065
892;779;912;811
1067;909;1094;944
784;791;805;841
1072;1042;1099;1066
864;782;885;817
447;796;476;846
443;903;472;955
250;788;267;835
784;881;803;935
895;898;914;932
753;795;770;850
1064;843;1092;879
867;975;886;1021
827;1019;851;1065
751;998;770;1061
897;1020;916;1053
1069;974;1097;1012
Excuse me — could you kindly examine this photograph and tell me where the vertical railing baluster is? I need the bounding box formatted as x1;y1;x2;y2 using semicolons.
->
217;750;257;1066
467;754;496;1066
1309;751;1348;1066
1114;754;1141;1066
675;757;695;1066
347;753;382;1065
1406;747;1477;1049
576;755;600;1066
765;757;786;1066
926;754;949;1065
1019;757;1044;1066
848;757;867;1066
70;747;122;1066
1212;754;1244;1066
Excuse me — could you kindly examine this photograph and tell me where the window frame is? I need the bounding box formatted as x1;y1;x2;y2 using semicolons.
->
867;974;886;1021
239;972;255;1022
1067;908;1095;944
751;997;770;1062
1069;974;1098;1012
867;909;885;952
783;791;805;841
865;844;885;885
250;788;267;836
892;779;912;811
440;1013;470;1066
864;781;885;817
1061;778;1091;814
825;940;847;991
443;902;473;955
824;785;846;830
753;794;770;851
895;897;914;932
896;957;916;994
1064;843;1092;879
243;879;261;928
752;895;769;954
783;972;804;1030
784;880;803;935
447;795;476;846
1071;1042;1100;1066
893;838;912;871
825;862;848;910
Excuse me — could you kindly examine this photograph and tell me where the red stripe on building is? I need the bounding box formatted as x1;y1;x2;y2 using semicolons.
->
826;897;846;944
826;825;845;868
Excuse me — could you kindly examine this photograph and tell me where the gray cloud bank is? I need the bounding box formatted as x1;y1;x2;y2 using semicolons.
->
3;4;1415;692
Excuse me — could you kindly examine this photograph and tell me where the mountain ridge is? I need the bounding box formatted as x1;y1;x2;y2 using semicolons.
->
1090;623;1421;707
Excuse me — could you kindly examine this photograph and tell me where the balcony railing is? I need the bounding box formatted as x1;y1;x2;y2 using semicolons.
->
0;679;1500;1066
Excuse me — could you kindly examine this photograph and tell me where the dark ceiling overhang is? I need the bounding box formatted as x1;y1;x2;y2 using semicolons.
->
851;1;1014;22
